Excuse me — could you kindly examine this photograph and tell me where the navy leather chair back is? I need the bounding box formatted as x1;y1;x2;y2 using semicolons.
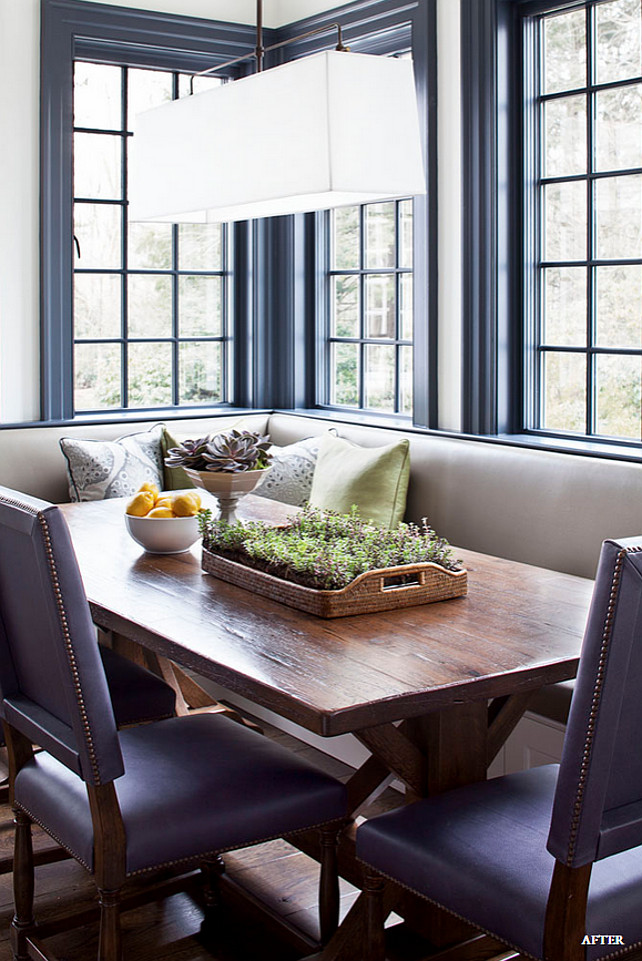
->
0;487;124;785
549;537;642;867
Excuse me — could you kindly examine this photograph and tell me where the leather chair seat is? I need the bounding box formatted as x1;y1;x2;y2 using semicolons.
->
357;765;642;961
15;712;347;876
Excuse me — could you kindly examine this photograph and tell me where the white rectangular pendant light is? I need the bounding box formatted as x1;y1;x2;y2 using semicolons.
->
128;50;426;224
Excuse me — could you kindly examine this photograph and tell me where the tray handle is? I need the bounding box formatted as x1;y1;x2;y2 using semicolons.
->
380;570;426;593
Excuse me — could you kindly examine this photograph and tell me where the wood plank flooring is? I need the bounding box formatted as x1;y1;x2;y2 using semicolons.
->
0;720;387;961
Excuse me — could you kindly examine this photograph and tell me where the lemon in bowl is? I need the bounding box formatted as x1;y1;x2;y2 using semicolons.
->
124;488;202;554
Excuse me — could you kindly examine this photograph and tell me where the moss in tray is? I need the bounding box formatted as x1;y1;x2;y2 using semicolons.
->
198;505;461;592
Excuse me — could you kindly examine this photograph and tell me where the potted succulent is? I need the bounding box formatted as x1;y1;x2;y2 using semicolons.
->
198;506;467;617
164;429;272;523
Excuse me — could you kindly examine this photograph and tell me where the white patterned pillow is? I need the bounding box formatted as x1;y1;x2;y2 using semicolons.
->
254;436;323;507
60;424;165;502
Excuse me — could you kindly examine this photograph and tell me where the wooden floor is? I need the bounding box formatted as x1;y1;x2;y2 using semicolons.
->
0;719;396;961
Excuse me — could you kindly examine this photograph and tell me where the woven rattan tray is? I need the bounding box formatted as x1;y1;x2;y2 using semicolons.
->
202;549;467;618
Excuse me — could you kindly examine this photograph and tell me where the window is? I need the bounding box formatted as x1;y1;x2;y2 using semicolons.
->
42;0;435;424
41;0;255;422
72;61;230;414
323;200;414;414
315;36;433;423
523;0;642;444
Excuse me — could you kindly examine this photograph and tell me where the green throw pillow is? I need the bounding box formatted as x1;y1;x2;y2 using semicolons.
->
161;428;197;491
309;434;410;528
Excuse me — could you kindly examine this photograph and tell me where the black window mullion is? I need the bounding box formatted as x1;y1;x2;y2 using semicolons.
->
528;14;543;431
172;223;180;407
586;3;595;436
171;72;180;408
121;65;129;410
359;207;366;410
221;215;229;405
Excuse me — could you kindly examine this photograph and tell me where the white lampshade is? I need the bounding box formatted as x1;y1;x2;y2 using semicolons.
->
128;50;425;223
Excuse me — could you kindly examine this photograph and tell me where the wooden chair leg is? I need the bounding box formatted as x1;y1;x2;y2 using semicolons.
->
10;810;34;961
98;887;123;961
319;825;340;945
363;873;386;961
201;854;226;911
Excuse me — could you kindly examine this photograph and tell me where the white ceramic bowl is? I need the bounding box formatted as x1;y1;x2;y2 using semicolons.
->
125;513;200;554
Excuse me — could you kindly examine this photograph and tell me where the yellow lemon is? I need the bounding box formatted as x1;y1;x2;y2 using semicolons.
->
172;493;200;517
147;506;176;518
138;481;160;501
125;491;154;517
154;496;173;510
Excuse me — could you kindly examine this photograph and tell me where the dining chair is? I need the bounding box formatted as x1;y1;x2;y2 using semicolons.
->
0;486;178;880
0;490;347;961
357;536;642;961
0;643;176;838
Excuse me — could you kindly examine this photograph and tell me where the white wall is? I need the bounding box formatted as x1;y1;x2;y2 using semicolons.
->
0;0;463;428
0;0;41;423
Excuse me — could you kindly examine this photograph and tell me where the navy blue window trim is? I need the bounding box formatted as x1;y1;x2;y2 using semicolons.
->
463;0;642;455
40;0;259;421
461;0;523;436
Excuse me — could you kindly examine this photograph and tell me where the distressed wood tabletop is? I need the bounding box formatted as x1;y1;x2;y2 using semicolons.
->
59;495;590;739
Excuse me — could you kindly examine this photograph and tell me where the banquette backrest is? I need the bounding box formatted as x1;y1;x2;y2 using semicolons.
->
1;409;641;580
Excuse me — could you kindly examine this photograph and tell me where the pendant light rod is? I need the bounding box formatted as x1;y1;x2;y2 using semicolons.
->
255;0;264;73
189;0;349;93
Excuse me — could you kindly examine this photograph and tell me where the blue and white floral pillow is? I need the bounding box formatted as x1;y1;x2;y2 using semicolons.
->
254;435;324;507
60;424;165;502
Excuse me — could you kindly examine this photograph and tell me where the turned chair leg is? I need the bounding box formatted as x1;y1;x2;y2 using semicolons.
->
363;873;386;961
10;809;35;961
319;825;340;945
202;855;226;912
98;887;123;961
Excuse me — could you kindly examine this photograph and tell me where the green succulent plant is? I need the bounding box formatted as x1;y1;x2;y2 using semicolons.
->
164;429;272;473
199;505;460;591
202;429;271;473
163;436;210;470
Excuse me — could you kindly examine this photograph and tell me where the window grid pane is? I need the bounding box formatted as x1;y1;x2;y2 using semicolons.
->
72;61;230;414
527;0;642;445
326;201;413;415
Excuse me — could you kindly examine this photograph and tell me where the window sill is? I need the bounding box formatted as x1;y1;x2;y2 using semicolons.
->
0;407;271;431
497;431;642;463
279;409;642;463
279;407;417;432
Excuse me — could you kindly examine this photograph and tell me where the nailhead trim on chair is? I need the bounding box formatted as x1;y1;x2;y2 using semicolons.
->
14;801;92;873
17;797;345;882
356;857;538;961
126;816;347;878
566;545;642;866
36;511;102;785
0;493;102;785
357;858;642;961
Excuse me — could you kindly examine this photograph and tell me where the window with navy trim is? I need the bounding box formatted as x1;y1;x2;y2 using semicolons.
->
73;62;230;413
523;0;642;444
40;0;255;422
323;199;414;414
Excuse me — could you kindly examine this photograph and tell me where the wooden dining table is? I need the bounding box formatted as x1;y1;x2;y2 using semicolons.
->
59;495;593;961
